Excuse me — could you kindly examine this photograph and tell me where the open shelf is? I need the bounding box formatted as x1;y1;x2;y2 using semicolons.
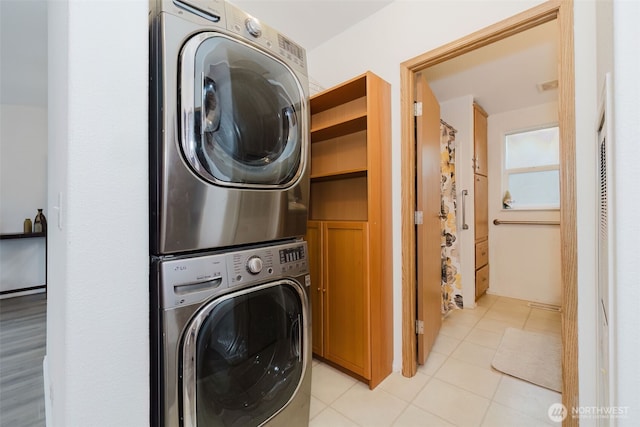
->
311;115;367;143
310;175;368;221
309;75;367;113
310;169;367;181
310;130;367;177
0;232;46;240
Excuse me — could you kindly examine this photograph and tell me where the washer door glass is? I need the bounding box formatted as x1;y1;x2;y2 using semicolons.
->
180;33;307;188
182;281;306;426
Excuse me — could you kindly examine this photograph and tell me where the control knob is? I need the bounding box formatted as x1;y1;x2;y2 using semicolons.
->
246;256;263;274
245;17;262;38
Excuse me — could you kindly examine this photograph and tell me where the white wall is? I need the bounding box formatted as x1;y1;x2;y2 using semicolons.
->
487;102;561;305
45;1;149;426
308;0;548;371
0;105;48;232
611;0;640;423
440;96;475;308
0;105;47;293
0;238;45;293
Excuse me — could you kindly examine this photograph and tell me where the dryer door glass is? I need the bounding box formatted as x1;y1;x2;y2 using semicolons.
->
180;34;307;188
182;281;306;426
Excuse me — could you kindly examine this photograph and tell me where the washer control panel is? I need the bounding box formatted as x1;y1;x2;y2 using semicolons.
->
245;256;264;274
160;253;229;309
160;241;309;309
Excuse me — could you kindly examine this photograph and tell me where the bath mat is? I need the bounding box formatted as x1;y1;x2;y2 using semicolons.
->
492;327;562;392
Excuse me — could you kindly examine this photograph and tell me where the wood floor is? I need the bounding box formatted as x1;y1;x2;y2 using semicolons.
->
0;292;46;427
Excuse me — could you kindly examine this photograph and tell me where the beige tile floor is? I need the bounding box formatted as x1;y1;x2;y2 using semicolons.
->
309;294;562;427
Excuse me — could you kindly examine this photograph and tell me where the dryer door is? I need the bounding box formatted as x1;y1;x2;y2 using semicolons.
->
181;280;307;426
180;33;307;188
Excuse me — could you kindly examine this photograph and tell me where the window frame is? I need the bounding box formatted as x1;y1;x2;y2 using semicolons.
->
502;123;561;211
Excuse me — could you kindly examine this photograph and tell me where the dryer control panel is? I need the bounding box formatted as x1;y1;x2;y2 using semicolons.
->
224;1;307;73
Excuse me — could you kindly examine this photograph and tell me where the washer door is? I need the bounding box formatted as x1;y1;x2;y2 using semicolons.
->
180;33;307;188
181;280;307;426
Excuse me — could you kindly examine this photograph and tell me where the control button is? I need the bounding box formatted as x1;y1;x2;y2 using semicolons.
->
246;256;263;274
245;17;262;37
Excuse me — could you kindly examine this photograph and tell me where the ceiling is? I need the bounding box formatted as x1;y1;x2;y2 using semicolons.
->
1;0;557;115
424;20;558;116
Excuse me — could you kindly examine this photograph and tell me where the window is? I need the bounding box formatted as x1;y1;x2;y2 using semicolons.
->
503;125;559;209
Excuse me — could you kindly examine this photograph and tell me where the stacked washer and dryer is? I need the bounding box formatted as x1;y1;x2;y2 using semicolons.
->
149;1;311;425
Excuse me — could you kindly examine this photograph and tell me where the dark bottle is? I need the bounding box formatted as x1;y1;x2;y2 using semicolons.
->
34;209;47;233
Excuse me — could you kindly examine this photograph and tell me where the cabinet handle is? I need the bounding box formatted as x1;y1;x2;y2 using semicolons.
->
481;251;486;256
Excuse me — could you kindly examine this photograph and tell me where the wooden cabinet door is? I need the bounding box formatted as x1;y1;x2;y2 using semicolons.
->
473;104;488;176
306;221;324;357
474;175;488;242
323;221;371;378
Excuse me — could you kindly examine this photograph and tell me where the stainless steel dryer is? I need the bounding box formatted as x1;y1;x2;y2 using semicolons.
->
150;0;310;255
151;240;311;426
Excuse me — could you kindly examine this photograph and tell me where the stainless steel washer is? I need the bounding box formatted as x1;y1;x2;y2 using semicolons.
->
150;0;310;255
151;240;311;426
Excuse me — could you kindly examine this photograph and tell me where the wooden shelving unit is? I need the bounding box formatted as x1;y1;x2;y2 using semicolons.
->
473;102;489;299
305;71;392;389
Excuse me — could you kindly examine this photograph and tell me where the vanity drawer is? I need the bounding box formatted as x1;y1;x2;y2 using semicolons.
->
475;240;489;269
475;264;489;299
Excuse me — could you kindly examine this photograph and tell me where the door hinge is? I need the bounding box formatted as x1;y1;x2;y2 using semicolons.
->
414;211;423;225
415;320;424;335
414;102;423;117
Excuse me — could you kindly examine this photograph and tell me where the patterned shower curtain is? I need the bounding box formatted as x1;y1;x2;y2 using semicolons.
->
440;121;463;313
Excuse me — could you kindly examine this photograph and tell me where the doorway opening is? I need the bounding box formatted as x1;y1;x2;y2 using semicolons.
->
400;0;577;417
